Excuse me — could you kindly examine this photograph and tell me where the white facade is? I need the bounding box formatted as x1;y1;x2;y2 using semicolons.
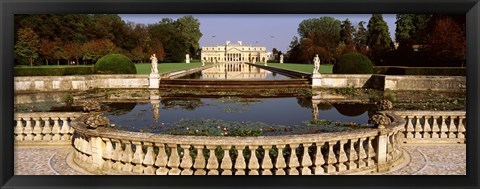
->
201;41;268;63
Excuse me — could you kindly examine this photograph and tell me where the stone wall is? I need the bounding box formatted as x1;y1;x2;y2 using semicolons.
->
384;75;466;91
15;75;150;93
313;74;465;91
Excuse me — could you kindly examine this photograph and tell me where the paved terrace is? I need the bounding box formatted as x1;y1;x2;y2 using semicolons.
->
14;144;465;175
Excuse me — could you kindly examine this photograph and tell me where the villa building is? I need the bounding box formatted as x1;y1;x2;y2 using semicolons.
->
201;41;268;63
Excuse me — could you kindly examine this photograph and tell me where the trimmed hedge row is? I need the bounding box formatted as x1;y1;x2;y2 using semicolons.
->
374;66;466;76
14;66;94;76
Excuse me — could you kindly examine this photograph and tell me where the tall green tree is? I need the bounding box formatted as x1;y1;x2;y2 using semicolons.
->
395;14;432;48
353;21;368;55
15;28;40;66
176;16;203;58
366;14;392;64
340;19;355;46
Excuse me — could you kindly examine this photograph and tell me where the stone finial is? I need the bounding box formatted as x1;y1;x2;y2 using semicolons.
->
375;100;393;111
369;113;392;129
85;114;110;129
82;100;102;112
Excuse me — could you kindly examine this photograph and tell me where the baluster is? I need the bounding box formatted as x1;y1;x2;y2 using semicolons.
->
248;146;260;175
386;134;394;161
448;116;458;138
206;145;219;175
51;117;61;140
275;145;287;175
234;146;246;175
167;144;181;175
41;117;53;141
132;141;145;174
357;137;368;168
85;137;93;163
155;143;169;175
143;142;157;175
413;116;422;138
439;116;448;138
193;145;206;175
423;116;432;138
405;116;414;138
287;144;300;175
220;145;233;175
314;142;326;175
23;117;34;141
121;141;134;172
457;116;465;138
300;143;313;175
14;118;25;141
347;139;359;170
60;117;70;141
180;144;193;175
111;139;123;171
325;141;337;173
335;140;348;172
431;116;440;138
32;117;43;141
102;138;114;170
68;117;75;141
261;146;273;175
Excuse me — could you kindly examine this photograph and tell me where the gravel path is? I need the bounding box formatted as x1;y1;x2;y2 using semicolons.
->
14;144;466;175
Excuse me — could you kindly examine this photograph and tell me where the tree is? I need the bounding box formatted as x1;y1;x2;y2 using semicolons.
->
366;14;392;64
425;17;466;67
286;36;301;63
353;21;368;55
395;14;432;49
82;39;118;64
64;42;83;65
297;16;341;64
15;28;40;66
175;16;203;58
38;39;59;65
340;19;355;46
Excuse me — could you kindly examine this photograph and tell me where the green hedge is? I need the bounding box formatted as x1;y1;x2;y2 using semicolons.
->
374;66;466;76
94;54;136;74
333;52;373;74
14;66;94;76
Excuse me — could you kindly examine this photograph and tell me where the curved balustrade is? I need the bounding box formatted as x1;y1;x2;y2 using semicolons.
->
394;111;466;144
14;112;84;145
71;112;405;175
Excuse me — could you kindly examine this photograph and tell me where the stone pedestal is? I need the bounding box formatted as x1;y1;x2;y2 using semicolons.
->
312;73;322;87
149;74;160;89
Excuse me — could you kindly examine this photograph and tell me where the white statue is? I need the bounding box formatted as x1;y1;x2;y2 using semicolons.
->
313;54;320;74
202;58;205;66
280;54;284;64
186;54;190;63
150;54;158;74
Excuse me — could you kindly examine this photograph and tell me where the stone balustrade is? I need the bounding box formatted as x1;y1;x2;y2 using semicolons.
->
394;111;466;144
71;112;405;175
14;112;84;145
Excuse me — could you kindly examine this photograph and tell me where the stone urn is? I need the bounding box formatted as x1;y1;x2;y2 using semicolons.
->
85;113;110;129
369;113;392;129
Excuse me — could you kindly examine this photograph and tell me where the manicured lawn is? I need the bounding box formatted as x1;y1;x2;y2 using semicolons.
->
266;63;333;74
135;62;210;74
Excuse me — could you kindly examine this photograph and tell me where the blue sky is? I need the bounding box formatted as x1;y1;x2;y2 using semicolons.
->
119;14;396;52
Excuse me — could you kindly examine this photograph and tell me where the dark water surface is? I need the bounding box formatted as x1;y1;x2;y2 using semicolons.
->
103;97;373;135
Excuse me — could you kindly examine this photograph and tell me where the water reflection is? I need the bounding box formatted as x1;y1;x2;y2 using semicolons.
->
103;97;373;129
178;63;292;80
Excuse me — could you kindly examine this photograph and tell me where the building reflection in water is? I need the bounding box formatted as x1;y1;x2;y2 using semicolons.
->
201;63;269;79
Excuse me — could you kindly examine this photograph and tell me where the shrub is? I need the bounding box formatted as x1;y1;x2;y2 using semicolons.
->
94;54;136;74
333;52;373;74
14;66;94;76
373;66;465;76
